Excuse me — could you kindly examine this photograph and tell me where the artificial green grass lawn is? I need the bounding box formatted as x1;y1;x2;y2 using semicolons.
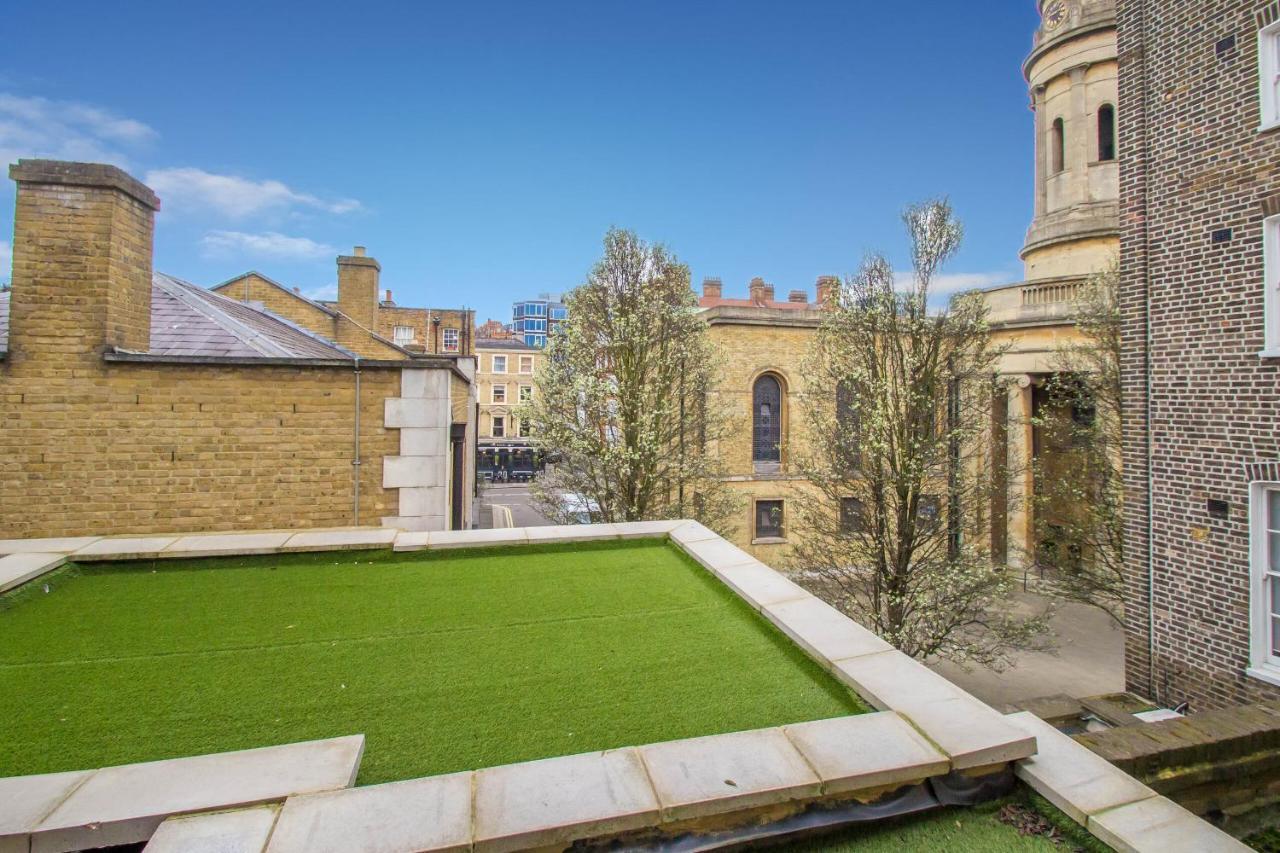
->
0;539;863;784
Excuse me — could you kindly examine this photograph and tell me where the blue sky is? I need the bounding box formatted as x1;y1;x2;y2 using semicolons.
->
0;1;1041;323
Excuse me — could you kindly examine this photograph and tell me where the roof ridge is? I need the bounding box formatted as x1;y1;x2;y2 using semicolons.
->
153;273;294;358
211;270;339;317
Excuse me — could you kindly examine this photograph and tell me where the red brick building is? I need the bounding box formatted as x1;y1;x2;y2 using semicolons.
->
1120;0;1280;708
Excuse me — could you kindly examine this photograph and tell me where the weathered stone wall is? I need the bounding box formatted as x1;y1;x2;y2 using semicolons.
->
1118;0;1280;708
211;273;338;341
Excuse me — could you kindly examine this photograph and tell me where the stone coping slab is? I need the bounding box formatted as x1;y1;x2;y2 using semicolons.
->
0;553;65;594
394;527;530;551
0;771;92;839
833;651;1035;769
1005;711;1154;824
763;596;893;668
162;531;294;558
638;727;822;821
712;561;811;609
71;535;180;561
474;748;658;853
4;735;364;853
1088;795;1249;852
280;528;399;552
143;805;279;853
265;772;472;853
783;713;950;796
678;537;759;574
0;537;99;556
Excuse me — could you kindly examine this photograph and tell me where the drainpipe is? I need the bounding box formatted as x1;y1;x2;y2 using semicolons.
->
353;356;362;525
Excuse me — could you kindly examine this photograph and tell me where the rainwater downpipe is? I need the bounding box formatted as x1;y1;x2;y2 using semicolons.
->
353;356;362;525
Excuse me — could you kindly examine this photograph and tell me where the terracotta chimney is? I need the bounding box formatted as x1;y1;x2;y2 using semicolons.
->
788;289;808;303
385;289;393;303
816;275;840;308
337;246;381;329
702;277;723;299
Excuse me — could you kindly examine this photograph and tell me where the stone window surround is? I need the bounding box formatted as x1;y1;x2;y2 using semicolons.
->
442;327;460;353
491;354;507;374
492;383;507;404
1263;212;1280;356
0;521;1243;852
492;415;505;438
518;384;532;403
753;498;786;544
518;355;534;374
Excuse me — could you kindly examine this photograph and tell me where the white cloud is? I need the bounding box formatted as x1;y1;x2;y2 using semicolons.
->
893;270;1014;296
0;240;10;282
147;167;362;218
0;93;156;169
200;230;337;262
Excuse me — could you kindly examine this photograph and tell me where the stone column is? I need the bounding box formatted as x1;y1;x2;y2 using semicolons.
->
1006;375;1035;570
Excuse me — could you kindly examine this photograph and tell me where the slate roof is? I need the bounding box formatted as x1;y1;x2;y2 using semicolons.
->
0;275;355;360
150;274;355;359
475;337;539;351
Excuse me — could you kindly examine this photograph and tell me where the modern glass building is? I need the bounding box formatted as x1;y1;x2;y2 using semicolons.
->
511;294;567;347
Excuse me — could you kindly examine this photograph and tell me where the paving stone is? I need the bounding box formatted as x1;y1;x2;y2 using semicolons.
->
639;727;821;821
1088;795;1250;853
265;772;472;853
144;805;279;853
394;527;531;551
833;651;1035;769
161;532;293;558
0;537;99;555
763;596;892;667
281;528;398;552
713;562;810;609
783;712;950;795
0;770;92;844
677;537;758;573
28;735;364;852
1005;711;1154;824
0;553;65;593
474;748;658;853
71;536;180;561
669;520;721;546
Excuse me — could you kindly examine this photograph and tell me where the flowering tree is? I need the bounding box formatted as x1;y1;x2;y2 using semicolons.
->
1031;263;1125;625
791;200;1048;668
524;228;737;527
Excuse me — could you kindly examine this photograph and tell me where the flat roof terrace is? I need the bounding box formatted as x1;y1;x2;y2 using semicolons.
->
0;539;863;785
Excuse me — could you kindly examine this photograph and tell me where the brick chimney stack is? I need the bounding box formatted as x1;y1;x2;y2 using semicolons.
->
749;277;773;305
7;160;160;368
337;245;381;330
816;275;840;308
788;289;808;303
384;289;393;304
702;277;722;299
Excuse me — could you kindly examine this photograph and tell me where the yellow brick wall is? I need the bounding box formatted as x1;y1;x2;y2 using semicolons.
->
0;360;401;538
211;274;337;341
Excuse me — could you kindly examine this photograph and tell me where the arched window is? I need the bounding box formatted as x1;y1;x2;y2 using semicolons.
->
836;381;861;469
1051;118;1065;174
752;374;782;463
1097;104;1116;162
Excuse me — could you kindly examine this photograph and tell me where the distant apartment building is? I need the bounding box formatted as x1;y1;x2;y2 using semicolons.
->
510;294;567;347
474;318;511;340
474;337;541;481
0;159;476;536
1119;0;1280;709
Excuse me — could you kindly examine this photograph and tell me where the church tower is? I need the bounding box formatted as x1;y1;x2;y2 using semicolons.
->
1022;0;1118;282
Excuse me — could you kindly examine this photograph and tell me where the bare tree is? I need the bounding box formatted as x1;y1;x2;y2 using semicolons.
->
524;227;737;527
791;200;1049;669
1031;263;1125;625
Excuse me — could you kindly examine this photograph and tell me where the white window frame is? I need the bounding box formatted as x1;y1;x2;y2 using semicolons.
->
492;355;507;373
492;384;507;404
1265;215;1280;356
1248;482;1280;686
442;328;460;353
392;325;415;346
491;416;505;438
519;355;534;374
1261;21;1280;132
518;384;533;404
